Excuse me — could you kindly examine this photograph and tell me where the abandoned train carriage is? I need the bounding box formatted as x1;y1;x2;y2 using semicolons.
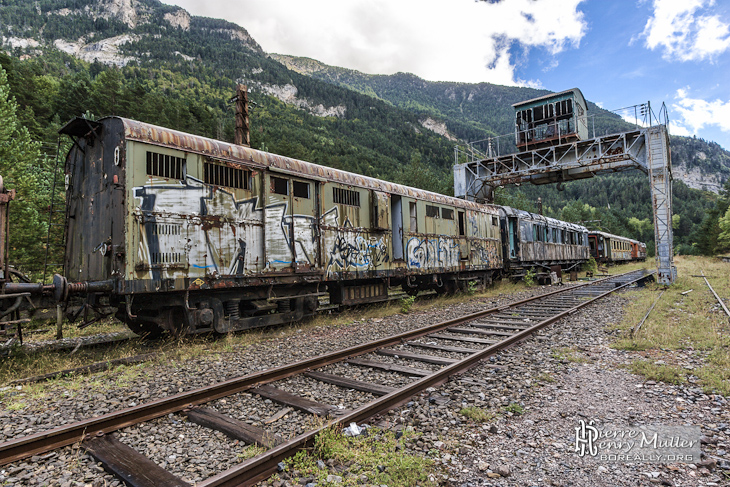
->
59;116;503;335
499;206;589;278
587;231;636;264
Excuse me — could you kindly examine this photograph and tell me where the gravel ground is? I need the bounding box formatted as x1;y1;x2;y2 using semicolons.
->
1;282;728;486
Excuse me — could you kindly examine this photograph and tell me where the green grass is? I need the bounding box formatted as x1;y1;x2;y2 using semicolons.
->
551;347;588;363
459;406;496;422
611;256;730;395
281;426;437;487
626;360;687;385
503;403;524;416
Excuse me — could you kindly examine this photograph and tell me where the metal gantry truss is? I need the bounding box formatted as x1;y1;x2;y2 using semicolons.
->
454;125;677;284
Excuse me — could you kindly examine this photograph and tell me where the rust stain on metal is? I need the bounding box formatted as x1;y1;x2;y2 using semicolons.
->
121;118;487;211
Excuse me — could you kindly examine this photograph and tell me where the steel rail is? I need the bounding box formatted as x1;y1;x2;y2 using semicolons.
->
0;271;647;467
199;270;652;486
701;271;730;321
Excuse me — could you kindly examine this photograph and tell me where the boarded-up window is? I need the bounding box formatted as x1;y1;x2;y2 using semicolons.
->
441;208;454;220
146;151;185;180
204;161;250;189
333;187;360;207
271;176;288;195
293;181;310;199
426;205;440;218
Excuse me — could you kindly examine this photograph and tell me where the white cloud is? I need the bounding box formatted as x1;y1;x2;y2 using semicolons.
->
668;121;692;137
641;0;730;61
167;0;587;85
672;88;730;135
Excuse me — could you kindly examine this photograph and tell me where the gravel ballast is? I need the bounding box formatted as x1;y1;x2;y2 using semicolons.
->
1;283;728;486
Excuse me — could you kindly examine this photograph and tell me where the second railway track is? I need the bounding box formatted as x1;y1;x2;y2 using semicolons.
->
0;270;653;486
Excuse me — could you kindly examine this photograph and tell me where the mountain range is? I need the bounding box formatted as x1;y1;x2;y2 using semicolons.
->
0;0;729;262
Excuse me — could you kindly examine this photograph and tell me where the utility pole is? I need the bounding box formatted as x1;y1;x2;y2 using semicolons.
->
233;84;250;147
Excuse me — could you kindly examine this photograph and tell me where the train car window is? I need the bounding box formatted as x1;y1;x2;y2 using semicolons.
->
271;176;289;195
533;224;538;241
547;103;555;118
458;211;465;236
544;226;549;242
567;99;573;114
441;208;454;220
409;202;418;232
293;181;310;199
491;216;498;227
146;151;185;180
534;105;544;121
204;161;250;190
333;187;360;207
426;205;440;218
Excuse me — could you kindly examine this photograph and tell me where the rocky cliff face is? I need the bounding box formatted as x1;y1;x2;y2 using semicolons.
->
256;83;347;118
2;0;260;68
674;162;726;193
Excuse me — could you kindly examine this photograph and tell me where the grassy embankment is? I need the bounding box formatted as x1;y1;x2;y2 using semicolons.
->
612;255;730;395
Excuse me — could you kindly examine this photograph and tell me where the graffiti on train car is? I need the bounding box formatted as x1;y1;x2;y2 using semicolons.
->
406;237;460;269
471;240;501;267
133;179;393;278
133;178;264;278
263;203;321;267
323;207;389;276
133;178;326;275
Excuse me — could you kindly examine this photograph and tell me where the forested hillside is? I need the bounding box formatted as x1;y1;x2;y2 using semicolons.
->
274;54;730;185
0;0;729;278
273;54;730;255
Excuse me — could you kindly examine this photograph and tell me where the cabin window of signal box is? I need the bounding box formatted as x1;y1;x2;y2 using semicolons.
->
204;161;250;190
147;151;185;180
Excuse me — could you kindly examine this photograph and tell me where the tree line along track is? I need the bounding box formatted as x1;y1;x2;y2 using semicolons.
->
0;270;653;486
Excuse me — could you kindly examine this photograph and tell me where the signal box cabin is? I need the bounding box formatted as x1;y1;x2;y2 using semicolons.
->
513;88;588;151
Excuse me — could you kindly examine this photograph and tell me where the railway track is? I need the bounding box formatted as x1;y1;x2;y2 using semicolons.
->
0;270;652;486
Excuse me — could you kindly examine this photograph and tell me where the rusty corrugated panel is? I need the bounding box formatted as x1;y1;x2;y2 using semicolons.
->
116;117;496;214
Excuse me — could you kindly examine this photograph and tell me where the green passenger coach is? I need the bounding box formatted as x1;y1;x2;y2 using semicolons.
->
57;116;503;336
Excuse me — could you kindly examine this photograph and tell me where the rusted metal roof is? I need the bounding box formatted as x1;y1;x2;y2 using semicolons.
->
589;230;634;242
499;206;588;233
114;117;496;213
512;88;586;109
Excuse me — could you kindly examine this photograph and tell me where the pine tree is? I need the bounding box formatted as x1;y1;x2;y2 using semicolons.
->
0;66;46;277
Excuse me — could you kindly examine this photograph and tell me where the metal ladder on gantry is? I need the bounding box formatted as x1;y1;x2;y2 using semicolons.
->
453;103;677;285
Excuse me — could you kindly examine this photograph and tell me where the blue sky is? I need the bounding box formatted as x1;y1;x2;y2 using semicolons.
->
168;0;730;150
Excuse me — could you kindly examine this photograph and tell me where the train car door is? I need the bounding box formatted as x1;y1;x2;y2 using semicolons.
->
290;177;319;270
391;195;404;260
508;217;518;259
458;210;468;260
588;234;597;259
265;174;295;270
265;174;320;271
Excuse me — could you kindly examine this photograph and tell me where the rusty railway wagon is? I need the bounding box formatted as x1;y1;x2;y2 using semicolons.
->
499;206;590;280
587;231;642;264
43;116;504;335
